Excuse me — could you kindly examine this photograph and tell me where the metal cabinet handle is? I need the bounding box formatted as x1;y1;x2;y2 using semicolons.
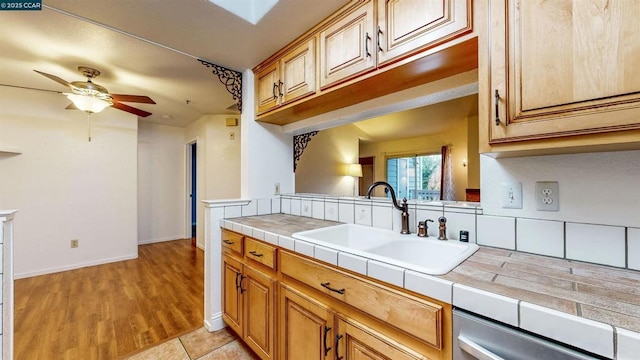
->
335;334;343;360
223;239;234;245
494;89;500;126
249;250;264;258
272;82;278;100
238;274;246;294
320;282;345;295
235;271;241;290
323;326;332;356
365;32;371;57
278;80;283;98
377;26;383;52
458;335;505;360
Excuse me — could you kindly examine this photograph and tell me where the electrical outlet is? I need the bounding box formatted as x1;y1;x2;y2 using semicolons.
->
274;182;280;195
70;239;79;248
501;181;523;209
536;181;559;211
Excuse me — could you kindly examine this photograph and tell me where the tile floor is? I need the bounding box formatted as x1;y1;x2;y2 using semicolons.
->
123;326;260;360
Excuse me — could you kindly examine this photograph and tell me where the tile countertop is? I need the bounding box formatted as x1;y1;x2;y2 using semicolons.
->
221;214;640;359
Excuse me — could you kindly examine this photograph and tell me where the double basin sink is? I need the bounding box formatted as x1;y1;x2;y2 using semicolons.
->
292;223;479;275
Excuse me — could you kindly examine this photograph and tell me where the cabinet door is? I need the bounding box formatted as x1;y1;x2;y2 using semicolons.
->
279;283;335;360
222;254;243;336
489;0;640;143
377;0;472;66
281;38;316;105
319;0;375;89
256;62;280;114
335;316;424;360
244;264;276;360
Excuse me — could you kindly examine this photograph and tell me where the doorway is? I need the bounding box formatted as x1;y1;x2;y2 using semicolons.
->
186;141;197;246
359;156;375;196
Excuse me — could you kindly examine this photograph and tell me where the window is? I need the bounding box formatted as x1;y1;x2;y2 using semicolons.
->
386;154;441;200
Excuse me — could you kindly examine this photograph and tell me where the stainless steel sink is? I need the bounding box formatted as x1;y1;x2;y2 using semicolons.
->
292;224;479;275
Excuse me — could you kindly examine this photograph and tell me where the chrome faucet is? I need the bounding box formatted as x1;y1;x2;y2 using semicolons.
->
365;181;410;234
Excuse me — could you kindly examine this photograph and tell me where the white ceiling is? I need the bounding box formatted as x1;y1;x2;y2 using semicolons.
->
0;0;348;127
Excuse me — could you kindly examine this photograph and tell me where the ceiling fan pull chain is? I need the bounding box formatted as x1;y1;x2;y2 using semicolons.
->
87;113;92;142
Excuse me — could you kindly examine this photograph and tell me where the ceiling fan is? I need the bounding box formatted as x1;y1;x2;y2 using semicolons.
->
34;66;156;117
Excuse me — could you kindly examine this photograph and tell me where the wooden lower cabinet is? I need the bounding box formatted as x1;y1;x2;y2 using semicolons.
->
336;316;425;360
279;283;336;360
222;253;276;360
222;230;451;360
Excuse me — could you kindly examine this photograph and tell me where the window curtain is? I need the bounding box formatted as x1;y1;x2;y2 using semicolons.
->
440;145;455;201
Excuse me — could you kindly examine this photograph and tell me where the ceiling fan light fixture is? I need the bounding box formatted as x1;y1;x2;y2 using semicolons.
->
66;93;111;113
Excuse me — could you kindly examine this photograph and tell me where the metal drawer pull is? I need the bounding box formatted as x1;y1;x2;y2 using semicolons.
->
365;32;371;57
494;89;500;126
458;335;505;360
335;334;343;360
249;250;264;258
323;326;332;356
320;282;345;294
223;239;234;245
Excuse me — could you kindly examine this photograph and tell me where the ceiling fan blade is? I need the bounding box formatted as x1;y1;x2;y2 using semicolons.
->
65;103;78;110
111;94;156;104
112;101;152;117
34;70;74;90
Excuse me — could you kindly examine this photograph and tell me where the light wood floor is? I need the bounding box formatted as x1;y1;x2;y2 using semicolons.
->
14;239;204;359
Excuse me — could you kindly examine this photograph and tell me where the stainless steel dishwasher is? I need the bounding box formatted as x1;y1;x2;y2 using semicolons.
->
453;309;606;360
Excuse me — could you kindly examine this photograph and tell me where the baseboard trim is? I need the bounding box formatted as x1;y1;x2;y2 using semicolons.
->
204;312;226;332
15;253;138;279
138;236;185;245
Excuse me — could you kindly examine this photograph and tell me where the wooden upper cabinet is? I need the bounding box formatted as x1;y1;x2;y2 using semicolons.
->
256;38;316;115
377;0;472;67
319;0;376;89
488;0;640;144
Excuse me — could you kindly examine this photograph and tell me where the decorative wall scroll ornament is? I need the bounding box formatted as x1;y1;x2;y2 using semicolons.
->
293;131;319;172
198;59;243;112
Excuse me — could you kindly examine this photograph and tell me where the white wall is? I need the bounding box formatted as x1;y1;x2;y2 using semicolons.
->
138;122;186;244
295;124;365;196
0;87;138;278
481;150;640;228
241;70;295;198
186;114;241;247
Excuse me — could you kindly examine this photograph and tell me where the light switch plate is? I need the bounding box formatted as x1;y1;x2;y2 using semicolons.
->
502;181;523;209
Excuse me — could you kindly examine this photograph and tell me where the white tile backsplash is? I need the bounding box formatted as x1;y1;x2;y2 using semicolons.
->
325;201;339;222
566;223;626;267
520;302;614;358
257;198;271;215
354;204;372;226
453;284;519;327
224;206;242;219
338;201;355;224
444;211;476;242
312;200;325;220
628;228;640;271
301;199;312;217
271;197;281;214
367;260;404;287
241;201;257;216
290;199;301;216
281;198;291;214
477;215;516;250
372;205;393;230
517;218;564;258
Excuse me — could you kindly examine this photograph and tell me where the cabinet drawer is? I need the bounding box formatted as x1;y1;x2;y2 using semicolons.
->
245;237;277;270
280;251;442;349
221;229;243;255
